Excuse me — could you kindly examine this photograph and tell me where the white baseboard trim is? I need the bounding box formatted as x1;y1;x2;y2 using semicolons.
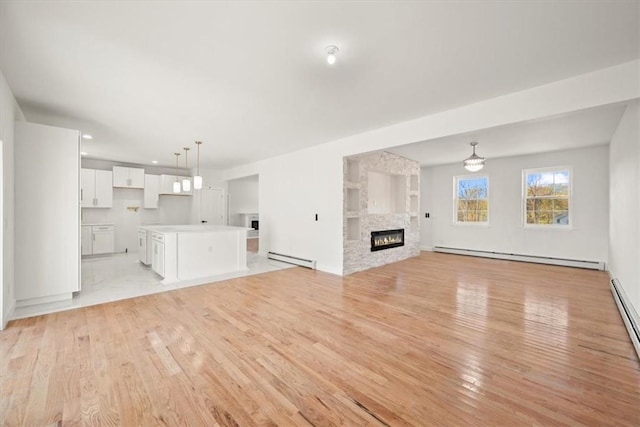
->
420;246;433;252
16;293;73;308
2;298;16;330
608;275;640;360
433;246;605;270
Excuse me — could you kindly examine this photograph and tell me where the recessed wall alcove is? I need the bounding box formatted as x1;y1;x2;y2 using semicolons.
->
343;151;420;275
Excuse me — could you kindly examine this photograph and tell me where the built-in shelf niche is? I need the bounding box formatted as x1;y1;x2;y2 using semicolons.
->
367;170;406;214
346;217;360;241
346;159;360;183
410;195;419;213
346;188;360;212
410;174;419;191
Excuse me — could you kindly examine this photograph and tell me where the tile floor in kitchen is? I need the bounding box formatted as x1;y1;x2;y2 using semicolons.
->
11;251;294;321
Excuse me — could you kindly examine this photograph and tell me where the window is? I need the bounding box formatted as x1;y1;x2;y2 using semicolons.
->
455;175;489;223
523;167;570;226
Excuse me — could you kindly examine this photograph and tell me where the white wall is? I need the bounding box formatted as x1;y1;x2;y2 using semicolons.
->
422;146;609;262
609;101;640;316
0;70;25;328
419;167;434;250
227;174;259;226
222;62;638;275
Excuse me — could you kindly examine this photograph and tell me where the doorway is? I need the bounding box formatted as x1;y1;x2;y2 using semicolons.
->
227;174;259;253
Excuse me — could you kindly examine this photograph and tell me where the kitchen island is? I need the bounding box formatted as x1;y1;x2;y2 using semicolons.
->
138;225;250;284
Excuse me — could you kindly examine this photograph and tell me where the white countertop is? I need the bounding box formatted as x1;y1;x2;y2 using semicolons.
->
140;224;251;234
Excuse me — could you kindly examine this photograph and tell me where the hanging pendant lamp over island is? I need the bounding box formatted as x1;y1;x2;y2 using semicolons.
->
463;142;485;172
194;140;203;190
182;147;191;192
173;152;181;193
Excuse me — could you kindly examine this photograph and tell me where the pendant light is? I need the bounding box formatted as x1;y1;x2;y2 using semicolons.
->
463;142;485;172
173;152;181;193
194;141;203;190
182;147;191;192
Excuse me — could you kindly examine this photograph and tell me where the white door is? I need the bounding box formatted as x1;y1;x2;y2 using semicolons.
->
199;188;225;225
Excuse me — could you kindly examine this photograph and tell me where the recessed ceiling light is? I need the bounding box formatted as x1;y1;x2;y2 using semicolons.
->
81;152;88;156
151;160;158;164
326;45;339;65
82;134;93;140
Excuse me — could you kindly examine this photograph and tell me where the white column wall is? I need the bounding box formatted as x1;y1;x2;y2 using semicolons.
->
609;101;640;316
0;70;25;328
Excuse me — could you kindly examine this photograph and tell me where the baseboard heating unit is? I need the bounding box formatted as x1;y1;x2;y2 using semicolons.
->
610;278;640;359
433;246;605;270
267;252;316;269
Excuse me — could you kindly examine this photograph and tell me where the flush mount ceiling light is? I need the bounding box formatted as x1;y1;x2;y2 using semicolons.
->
82;134;93;140
182;147;191;192
173;152;181;193
193;141;203;190
81;152;88;156
151;160;158;164
463;142;485;172
326;45;339;65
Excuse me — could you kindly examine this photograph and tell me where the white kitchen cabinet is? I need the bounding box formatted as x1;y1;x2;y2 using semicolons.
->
138;228;149;264
144;174;160;208
81;226;92;255
82;224;115;255
81;168;113;208
159;174;193;195
151;232;165;277
92;226;115;254
81;169;95;207
150;231;178;281
113;166;145;188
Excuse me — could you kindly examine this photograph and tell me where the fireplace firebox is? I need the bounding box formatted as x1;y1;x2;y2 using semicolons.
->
371;229;405;252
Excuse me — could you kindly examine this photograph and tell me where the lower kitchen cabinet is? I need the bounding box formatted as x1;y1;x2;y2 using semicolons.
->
81;226;93;256
82;224;115;255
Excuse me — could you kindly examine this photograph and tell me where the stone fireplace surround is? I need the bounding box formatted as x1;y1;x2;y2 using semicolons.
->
343;151;420;275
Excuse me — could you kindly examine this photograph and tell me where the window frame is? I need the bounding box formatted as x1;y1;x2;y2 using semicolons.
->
522;166;572;229
453;174;490;226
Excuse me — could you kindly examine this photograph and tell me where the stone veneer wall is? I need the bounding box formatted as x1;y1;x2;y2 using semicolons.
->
343;151;420;275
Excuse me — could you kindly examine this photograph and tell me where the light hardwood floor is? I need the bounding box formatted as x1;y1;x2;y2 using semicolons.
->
2;252;639;426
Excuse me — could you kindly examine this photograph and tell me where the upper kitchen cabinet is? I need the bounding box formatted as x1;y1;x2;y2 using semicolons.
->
113;166;144;188
159;174;193;195
81;168;113;208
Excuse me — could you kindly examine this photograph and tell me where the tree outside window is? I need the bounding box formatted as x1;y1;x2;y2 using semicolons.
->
524;168;570;226
455;176;489;224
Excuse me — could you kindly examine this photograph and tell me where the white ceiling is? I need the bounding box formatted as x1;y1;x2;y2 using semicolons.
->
1;1;638;169
388;103;630;167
